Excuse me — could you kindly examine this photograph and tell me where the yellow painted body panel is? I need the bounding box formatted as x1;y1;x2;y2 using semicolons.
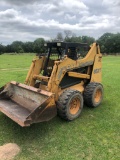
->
91;52;102;83
25;56;46;86
68;72;90;79
25;43;102;101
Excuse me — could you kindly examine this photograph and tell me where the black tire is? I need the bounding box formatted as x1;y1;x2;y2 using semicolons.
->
34;82;40;88
84;82;103;108
57;89;83;121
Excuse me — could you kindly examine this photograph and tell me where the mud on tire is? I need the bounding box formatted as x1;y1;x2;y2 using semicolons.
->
57;89;83;121
84;82;103;108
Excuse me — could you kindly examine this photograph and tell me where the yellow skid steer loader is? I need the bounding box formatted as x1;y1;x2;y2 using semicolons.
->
0;42;103;127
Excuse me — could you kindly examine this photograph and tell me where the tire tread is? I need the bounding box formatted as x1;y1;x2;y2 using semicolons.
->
57;90;82;120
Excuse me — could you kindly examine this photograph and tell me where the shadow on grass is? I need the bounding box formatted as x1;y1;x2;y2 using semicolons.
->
0;103;106;147
0;114;60;141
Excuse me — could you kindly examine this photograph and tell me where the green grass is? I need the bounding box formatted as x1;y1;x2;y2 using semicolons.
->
0;53;35;85
0;54;120;160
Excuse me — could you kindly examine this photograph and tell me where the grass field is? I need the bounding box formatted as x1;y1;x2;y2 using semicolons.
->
0;54;120;160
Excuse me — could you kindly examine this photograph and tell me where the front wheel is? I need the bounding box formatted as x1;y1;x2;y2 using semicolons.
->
57;90;83;121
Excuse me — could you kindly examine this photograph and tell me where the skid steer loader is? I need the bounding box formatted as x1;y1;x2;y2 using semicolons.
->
0;42;103;127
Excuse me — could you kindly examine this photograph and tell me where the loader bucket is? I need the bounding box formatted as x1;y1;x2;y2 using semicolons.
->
0;81;57;127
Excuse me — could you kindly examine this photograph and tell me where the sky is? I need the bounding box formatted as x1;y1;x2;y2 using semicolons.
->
0;0;120;45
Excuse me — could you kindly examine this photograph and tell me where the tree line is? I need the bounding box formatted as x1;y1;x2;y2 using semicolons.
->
0;31;120;55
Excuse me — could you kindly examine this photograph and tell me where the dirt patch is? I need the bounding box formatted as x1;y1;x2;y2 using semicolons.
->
0;143;20;160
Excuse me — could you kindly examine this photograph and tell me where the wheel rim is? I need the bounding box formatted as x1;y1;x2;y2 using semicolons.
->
69;97;80;115
94;88;102;103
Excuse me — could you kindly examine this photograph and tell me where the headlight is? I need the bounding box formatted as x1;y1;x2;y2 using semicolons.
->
44;43;47;46
57;43;61;47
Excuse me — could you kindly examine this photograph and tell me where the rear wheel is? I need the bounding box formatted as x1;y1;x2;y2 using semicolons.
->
84;82;103;108
57;90;83;121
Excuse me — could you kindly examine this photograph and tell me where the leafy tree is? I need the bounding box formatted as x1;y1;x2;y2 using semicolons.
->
64;31;78;42
5;45;13;53
55;32;63;41
0;43;5;54
33;38;45;53
11;41;24;53
1;33;120;55
23;42;34;53
64;35;95;45
64;30;72;39
81;36;95;45
112;33;120;54
97;33;120;54
97;33;114;53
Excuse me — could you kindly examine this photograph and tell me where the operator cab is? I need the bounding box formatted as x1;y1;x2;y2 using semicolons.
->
42;42;90;76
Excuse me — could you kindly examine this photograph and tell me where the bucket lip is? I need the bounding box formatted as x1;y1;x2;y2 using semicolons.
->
0;105;30;127
10;81;53;97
